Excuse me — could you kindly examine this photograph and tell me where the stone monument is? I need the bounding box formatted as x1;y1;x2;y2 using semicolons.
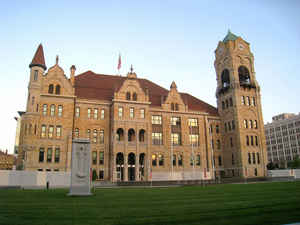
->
68;139;92;196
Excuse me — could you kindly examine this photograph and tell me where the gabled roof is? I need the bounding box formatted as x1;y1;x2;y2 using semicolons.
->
223;30;239;43
29;44;47;70
75;71;218;116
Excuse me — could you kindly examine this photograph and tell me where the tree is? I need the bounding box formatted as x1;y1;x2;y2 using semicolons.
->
267;162;276;170
92;169;98;181
288;156;300;169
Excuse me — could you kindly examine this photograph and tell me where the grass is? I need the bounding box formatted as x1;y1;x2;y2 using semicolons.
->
0;181;300;225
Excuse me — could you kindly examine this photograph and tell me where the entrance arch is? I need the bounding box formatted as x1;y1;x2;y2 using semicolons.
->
116;152;124;181
128;153;135;181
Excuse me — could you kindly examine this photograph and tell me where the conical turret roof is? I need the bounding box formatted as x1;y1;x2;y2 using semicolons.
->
223;30;239;43
29;44;47;70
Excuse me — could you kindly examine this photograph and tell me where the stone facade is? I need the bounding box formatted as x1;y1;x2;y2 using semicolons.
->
0;150;16;170
17;31;267;181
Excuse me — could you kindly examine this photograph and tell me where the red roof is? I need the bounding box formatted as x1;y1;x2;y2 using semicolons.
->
75;71;218;116
29;44;47;70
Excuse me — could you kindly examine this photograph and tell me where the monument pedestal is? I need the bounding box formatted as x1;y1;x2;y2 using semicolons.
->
68;139;92;196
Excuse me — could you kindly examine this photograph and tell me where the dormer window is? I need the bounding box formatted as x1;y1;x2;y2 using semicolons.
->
221;69;230;88
55;85;61;95
48;84;54;94
238;66;250;86
126;92;131;100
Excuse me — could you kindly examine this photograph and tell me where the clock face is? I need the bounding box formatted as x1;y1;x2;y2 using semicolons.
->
238;43;244;50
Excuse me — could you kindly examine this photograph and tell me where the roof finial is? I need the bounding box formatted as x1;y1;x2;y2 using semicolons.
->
56;55;59;65
130;64;134;73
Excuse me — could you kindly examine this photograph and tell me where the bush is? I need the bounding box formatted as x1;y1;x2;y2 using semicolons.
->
92;169;98;181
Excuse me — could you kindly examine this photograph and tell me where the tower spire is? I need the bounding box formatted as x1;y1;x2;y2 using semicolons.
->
29;44;47;70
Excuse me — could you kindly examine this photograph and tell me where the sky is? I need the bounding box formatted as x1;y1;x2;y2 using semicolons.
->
1;0;300;154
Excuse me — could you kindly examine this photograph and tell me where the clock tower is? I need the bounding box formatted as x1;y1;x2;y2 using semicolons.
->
214;31;267;178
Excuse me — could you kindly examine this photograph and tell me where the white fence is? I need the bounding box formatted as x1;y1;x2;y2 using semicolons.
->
0;170;70;188
268;169;300;179
152;170;211;181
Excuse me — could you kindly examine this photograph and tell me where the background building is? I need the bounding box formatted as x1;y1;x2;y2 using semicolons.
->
265;113;300;164
17;31;267;181
0;150;16;170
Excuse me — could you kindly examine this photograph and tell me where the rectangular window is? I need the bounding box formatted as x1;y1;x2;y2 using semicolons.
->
173;155;176;166
247;96;251;106
252;153;256;164
140;109;145;119
93;129;97;143
55;148;60;163
241;96;245;105
34;70;38;81
48;126;54;138
152;154;157;166
252;97;256;106
41;125;46;138
130;107;134;118
246;135;249;146
257;153;260;164
230;137;233;147
251;136;254;146
87;129;91;139
158;154;164;166
75;128;79;138
171;133;181;145
248;153;251;164
88;108;91;119
50;105;55;116
94;108;98;119
217;139;221;149
255;136;258;146
178;155;183;166
39;148;44;163
58;105;63;117
47;148;52;163
75;107;80;118
99;170;104;179
99;130;104;144
232;120;235;130
43;104;47;116
56;126;62;138
196;154;201;166
118;107;123;118
99;151;104;165
152;132;163;145
216;125;219;133
92;151;97;165
171;117;181;126
101;109;105;119
36;104;39;112
189;134;199;146
152;115;162;124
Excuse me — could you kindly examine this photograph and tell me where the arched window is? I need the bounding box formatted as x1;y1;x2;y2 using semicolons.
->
139;153;145;166
139;129;145;142
238;66;250;85
116;128;124;141
126;92;131;100
128;129;135;142
133;92;137;101
128;153;135;165
221;69;230;88
48;84;54;94
116;152;124;165
55;85;61;95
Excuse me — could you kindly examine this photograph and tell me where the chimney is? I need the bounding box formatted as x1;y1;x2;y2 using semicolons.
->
70;65;76;86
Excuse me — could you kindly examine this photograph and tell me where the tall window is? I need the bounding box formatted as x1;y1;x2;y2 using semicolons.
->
99;170;104;179
251;136;254;146
130;107;134;118
178;155;183;166
189;134;199;146
56;126;61;138
252;153;256;164
118;107;123;118
244;120;248;129
101;109;105;119
257;153;260;164
158;154;164;166
222;101;225;110
229;97;233;107
126;92;131;100
32;96;35;105
248;153;251;164
43;104;47;116
232;120;235;130
173;154;176;166
252;97;256;106
34;70;38;81
50;105;55;116
92;151;97;165
87;129;91;139
171;117;181;126
99;130;104;144
196;154;201;166
48;126;54;138
55;85;61;95
254;120;258;129
217;139;221;149
246;135;249;146
39;148;44;162
133;92;137;101
230;137;233;147
75;107;80;118
152;154;157;166
140;109;145;119
55;148;60;163
218;156;222;166
87;108;91;119
241;96;245;105
152;115;162;124
152;132;163;145
250;120;253;129
99;151;104;165
255;136;258;146
247;96;251;105
58;105;63;117
93;129;97;143
93;108;98;119
216;125;219;133
48;84;54;94
73;128;79;138
41;125;46;138
47;148;52;163
171;133;181;145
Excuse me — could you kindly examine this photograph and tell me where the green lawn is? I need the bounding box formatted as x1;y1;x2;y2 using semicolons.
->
1;182;300;225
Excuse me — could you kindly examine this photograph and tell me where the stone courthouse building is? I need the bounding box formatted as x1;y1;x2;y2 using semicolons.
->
17;31;267;181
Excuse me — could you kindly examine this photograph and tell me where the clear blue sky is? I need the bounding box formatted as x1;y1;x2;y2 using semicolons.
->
1;0;300;153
